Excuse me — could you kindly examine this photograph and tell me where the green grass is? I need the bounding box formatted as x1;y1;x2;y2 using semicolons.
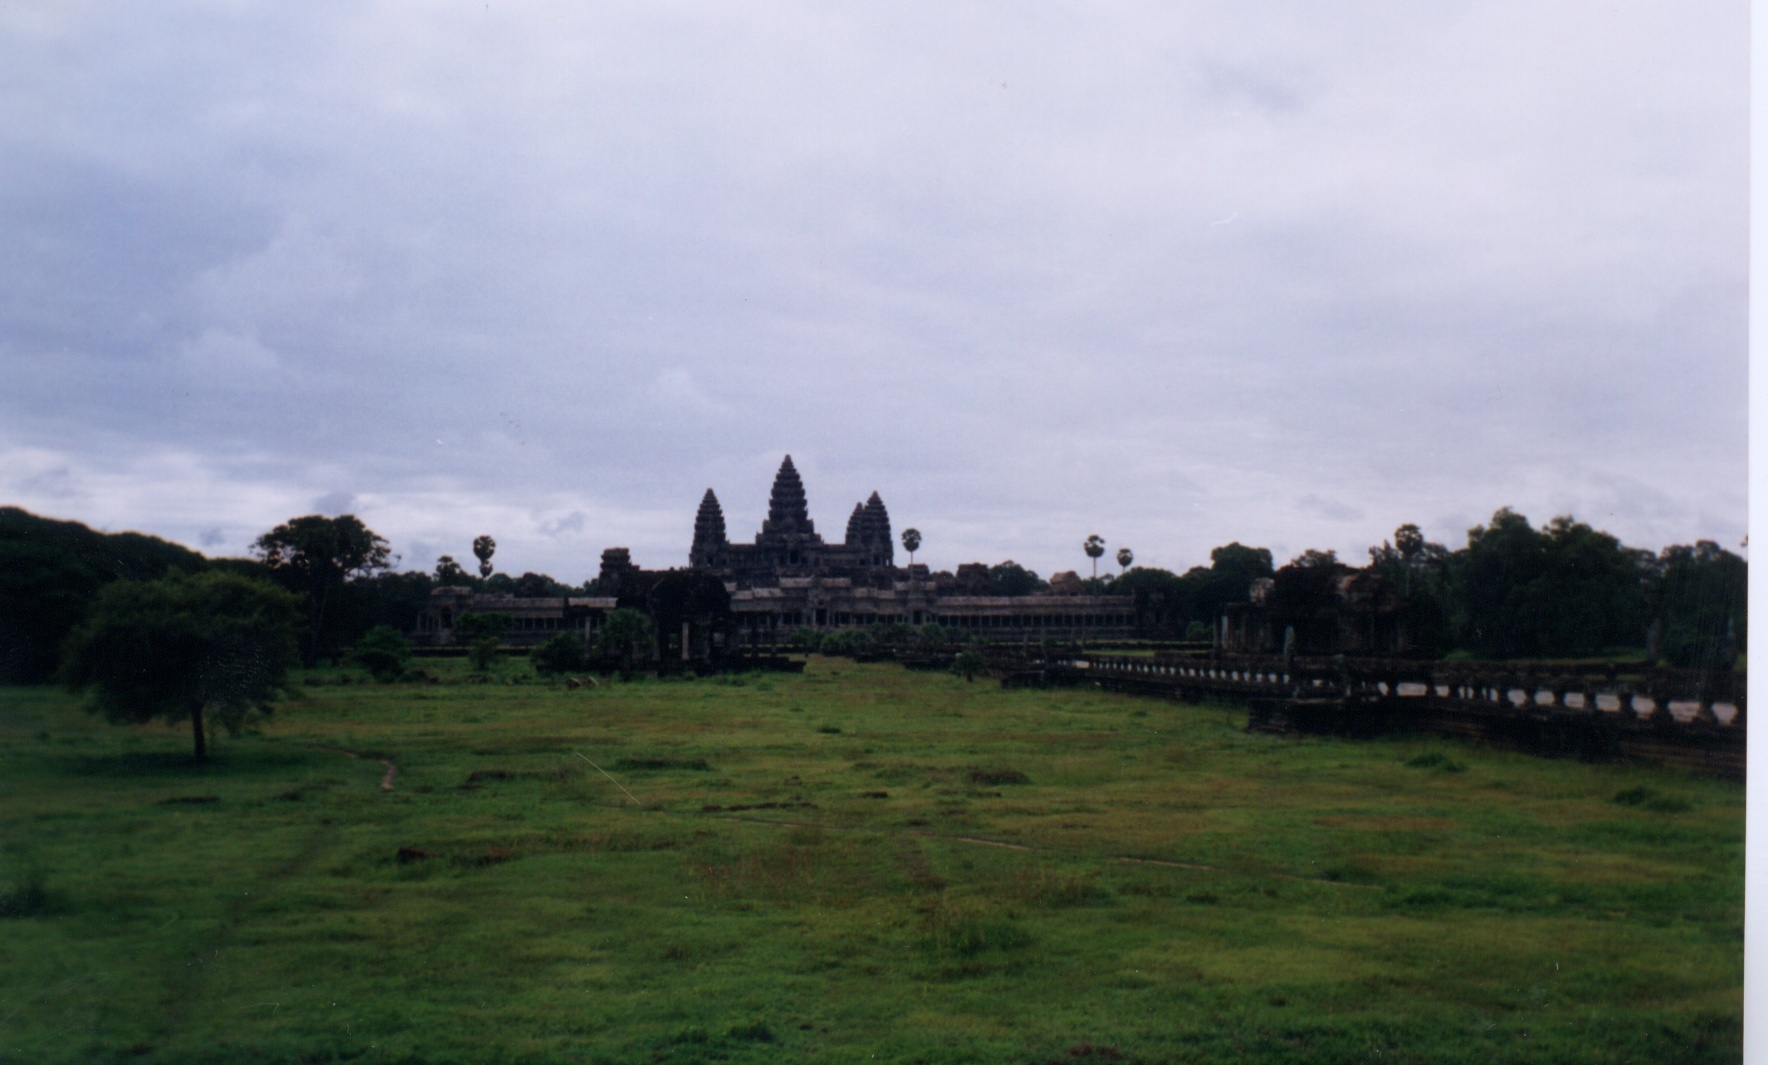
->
0;656;1743;1063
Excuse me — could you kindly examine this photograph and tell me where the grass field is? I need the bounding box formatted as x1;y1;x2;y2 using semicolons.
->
0;656;1744;1064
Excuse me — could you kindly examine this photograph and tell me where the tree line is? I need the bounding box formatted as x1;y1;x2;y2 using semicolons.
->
1112;511;1745;669
2;502;1747;688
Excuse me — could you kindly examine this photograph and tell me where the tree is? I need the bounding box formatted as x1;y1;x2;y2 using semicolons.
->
901;528;921;567
352;625;411;682
1449;509;1649;658
988;561;1044;597
1649;541;1746;669
915;622;952;649
1182;543;1275;635
1116;547;1133;575
253;515;391;667
1367;523;1452;655
951;649;986;682
1290;548;1339;569
434;554;469;587
1083;535;1105;580
594;608;655;680
531;632;591;676
473;535;497;579
513;571;569;598
61;571;300;761
0;506;210;683
455;611;511;673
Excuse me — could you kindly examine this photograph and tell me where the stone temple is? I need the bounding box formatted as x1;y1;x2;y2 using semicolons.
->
414;455;1137;656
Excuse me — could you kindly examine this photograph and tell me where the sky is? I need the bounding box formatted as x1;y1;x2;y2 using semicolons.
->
0;2;1748;583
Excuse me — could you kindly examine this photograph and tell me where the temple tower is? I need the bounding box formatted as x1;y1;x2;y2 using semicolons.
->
844;502;866;546
757;454;821;568
690;489;727;568
761;455;813;537
862;491;894;566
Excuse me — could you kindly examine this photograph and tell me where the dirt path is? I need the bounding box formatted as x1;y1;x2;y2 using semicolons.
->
318;746;397;790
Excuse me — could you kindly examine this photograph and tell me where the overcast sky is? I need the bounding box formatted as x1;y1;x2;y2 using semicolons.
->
0;2;1747;582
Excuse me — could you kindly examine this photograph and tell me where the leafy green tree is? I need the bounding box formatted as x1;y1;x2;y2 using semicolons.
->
916;622;952;649
1116;547;1133;575
870;620;914;646
253;515;391;667
0;507;209;683
1367;523;1452;656
472;535;496;579
988;561;1044;597
951;649;986;682
594;608;655;680
331;570;435;644
434;555;469;587
513;571;570;598
1650;541;1746;669
531;632;591;676
1449;509;1649;658
818;629;870;657
1083;535;1105;579
1181;543;1275;634
352;625;411;682
1289;549;1339;569
901;528;921;567
455;611;512;673
61;572;300;761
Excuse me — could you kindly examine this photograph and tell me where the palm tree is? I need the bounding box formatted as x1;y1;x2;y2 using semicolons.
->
1084;534;1105;580
472;535;497;579
1116;547;1133;575
901;528;921;567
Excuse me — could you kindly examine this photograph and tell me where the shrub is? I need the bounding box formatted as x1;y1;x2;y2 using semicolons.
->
951;649;986;682
819;629;870;657
353;625;411;681
1405;751;1465;773
467;638;500;673
531;632;590;676
457;612;512;674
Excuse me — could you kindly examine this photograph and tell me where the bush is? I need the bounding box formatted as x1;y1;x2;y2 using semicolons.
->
916;622;952;649
951;649;986;681
463;638;497;673
819;629;870;657
352;625;411;681
787;626;822;651
531;632;590;676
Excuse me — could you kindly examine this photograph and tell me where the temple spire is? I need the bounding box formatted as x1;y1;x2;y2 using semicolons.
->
845;502;866;546
862;491;893;564
690;488;726;567
761;454;816;540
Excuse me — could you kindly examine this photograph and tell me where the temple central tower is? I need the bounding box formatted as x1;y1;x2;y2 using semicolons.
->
689;454;893;583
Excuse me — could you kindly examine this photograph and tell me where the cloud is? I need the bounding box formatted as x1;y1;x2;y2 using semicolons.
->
311;491;356;516
0;3;1744;579
1297;495;1365;523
